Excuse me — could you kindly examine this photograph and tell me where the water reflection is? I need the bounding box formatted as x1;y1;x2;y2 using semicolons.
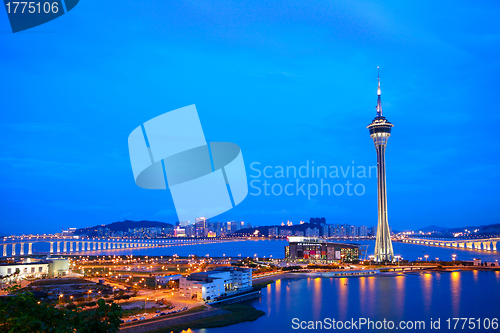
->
395;275;405;313
359;277;366;314
274;279;281;314
450;272;461;317
337;278;348;320
285;283;292;312
421;273;433;314
366;276;376;316
266;283;272;315
312;278;322;316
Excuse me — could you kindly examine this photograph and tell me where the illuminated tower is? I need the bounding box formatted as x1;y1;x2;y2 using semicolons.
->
367;68;394;262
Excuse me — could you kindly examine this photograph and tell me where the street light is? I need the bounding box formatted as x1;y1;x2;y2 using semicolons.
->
452;254;457;263
395;255;401;266
424;255;429;265
368;255;374;268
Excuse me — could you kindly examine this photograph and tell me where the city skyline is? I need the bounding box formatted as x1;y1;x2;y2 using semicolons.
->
2;1;500;235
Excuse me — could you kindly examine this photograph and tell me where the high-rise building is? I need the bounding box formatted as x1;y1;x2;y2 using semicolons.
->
329;225;338;238
367;69;395;262
358;225;368;238
305;227;319;237
322;225;329;238
268;227;279;237
280;229;292;237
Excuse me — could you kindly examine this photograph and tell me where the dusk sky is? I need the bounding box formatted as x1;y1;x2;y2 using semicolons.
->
1;1;499;235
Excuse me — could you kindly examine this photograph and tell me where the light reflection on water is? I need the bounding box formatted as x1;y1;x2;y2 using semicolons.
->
450;272;461;318
358;277;366;314
312;278;322;316
421;273;432;313
195;271;500;333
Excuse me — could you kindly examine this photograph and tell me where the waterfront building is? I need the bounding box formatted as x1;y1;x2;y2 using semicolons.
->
179;267;252;301
174;227;186;237
367;69;395;262
226;221;245;233
285;236;359;262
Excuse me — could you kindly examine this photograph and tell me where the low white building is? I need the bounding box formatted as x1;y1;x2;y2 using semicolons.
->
0;257;69;281
179;267;252;301
0;260;49;280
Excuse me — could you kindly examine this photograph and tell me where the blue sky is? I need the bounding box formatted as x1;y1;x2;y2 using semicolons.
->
1;1;499;235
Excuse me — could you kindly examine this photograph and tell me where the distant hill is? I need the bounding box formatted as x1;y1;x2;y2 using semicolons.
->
413;223;500;238
448;223;500;234
75;220;174;235
415;225;449;232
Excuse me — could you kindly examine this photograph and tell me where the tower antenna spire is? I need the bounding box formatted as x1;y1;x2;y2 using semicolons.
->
376;66;382;117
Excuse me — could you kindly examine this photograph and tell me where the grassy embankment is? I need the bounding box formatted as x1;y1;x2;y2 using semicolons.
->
148;304;265;333
251;280;276;290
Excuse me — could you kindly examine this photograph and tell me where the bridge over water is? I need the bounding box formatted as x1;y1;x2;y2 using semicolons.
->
0;236;221;257
398;237;499;251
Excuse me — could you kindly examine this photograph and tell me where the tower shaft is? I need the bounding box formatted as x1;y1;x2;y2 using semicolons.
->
373;143;393;261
